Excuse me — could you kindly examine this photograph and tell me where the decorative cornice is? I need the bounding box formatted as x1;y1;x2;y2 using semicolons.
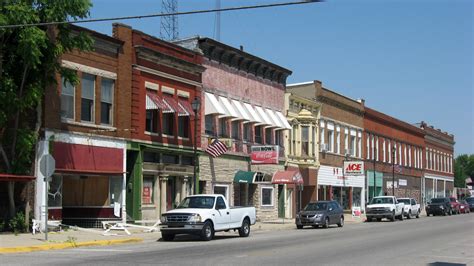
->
317;95;364;116
133;65;203;88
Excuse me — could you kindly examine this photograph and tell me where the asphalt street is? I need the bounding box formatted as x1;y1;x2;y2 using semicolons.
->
1;214;473;265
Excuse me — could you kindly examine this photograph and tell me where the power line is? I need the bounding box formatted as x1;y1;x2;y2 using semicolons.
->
0;1;322;29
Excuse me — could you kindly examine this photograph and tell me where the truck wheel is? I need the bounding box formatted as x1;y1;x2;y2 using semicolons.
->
337;216;344;227
238;218;250;237
366;217;372;222
398;212;404;221
407;211;412;219
416;210;420;218
162;233;175;241
448;209;452;216
201;221;214;241
376;218;382;222
323;217;329;228
390;211;395;222
297;225;303;229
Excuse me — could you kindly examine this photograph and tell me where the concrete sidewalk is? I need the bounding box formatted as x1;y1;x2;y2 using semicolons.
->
0;214;365;254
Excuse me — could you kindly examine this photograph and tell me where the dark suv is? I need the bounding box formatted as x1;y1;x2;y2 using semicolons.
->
426;197;453;216
296;201;344;229
466;197;474;211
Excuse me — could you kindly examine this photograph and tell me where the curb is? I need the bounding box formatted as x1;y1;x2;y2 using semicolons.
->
0;238;143;254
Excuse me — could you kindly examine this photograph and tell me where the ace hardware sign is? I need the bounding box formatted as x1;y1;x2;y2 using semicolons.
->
343;161;364;176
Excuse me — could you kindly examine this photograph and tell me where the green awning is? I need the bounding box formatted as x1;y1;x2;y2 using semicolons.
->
234;170;257;184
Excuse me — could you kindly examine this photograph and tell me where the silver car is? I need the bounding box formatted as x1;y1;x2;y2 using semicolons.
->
296;201;344;229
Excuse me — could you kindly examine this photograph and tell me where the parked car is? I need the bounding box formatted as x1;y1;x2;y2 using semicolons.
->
160;194;256;241
448;197;461;214
458;200;470;214
295;201;344;229
366;196;405;222
398;198;421;219
465;197;474;211
426;197;453;216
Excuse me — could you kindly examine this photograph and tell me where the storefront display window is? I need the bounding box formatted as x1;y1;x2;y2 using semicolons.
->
109;176;122;206
261;187;274;206
48;175;63;207
142;176;154;204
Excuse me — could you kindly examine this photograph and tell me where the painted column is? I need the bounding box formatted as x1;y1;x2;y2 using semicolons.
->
35;140;49;231
160;176;168;216
122;148;127;223
181;177;189;200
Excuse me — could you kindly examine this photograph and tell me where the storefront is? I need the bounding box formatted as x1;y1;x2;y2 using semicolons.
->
382;173;422;203
36;131;127;228
317;165;365;211
271;170;303;219
127;143;196;221
366;170;383;202
424;174;454;204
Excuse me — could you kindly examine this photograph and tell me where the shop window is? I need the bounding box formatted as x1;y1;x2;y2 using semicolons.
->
146;109;159;133
255;172;271;182
178;116;189;138
265;128;272;145
205;115;215;136
261;187;274;206
142;176;154;205
162;154;179;164
255;125;263;144
48;175;63;208
163;113;174;135
231;121;240;140
301;126;309;156
100;78;114;125
213;185;229;200
109;176;122;206
181;156;194;165
60;77;75;120
243;123;252;142
219;118;228;137
143;151;160;163
328;129;334;152
81;73;95;122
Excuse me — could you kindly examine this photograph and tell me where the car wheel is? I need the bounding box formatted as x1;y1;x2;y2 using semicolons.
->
312;225;318;229
448;209;452;216
399;212;404;221
323;217;329;228
416;210;420;218
407;211;412;219
238;218;250;237
337;216;344;227
376;218;382;222
390;211;396;222
296;225;303;229
366;216;372;222
161;233;175;241
200;221;214;241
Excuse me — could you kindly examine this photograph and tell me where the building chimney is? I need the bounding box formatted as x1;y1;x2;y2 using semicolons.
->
240;45;244;51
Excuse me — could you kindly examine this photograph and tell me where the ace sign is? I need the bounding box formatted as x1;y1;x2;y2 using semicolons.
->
343;161;364;176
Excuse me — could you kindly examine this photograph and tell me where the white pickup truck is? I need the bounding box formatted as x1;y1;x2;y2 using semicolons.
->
397;198;421;219
160;194;257;241
366;196;405;222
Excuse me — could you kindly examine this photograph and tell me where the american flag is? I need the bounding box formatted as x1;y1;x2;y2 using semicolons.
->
206;139;228;158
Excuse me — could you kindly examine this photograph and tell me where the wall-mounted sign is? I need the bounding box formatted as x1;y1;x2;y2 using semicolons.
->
250;145;279;164
398;179;407;186
343;161;365;176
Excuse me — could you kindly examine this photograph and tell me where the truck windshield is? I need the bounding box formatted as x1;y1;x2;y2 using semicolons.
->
304;202;328;211
369;197;393;204
398;199;410;204
176;196;215;209
430;198;446;204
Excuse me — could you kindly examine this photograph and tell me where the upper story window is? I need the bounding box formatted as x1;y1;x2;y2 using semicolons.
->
178;114;189;138
328;128;334;152
301;126;309;156
163;111;174;135
205;115;215;136
231;121;240;140
243;123;251;142
101;78;114;125
219;118;228;138
275;131;283;148
335;129;340;154
60;77;75;120
351;135;357;157
255;125;263;144
81;73;95;122
265;128;272;145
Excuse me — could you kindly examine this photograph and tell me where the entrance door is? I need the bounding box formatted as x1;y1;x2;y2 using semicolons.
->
278;185;285;218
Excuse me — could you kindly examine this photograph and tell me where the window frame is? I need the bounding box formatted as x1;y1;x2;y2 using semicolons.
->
213;184;229;200
260;186;274;207
60;77;75;120
81;73;96;123
100;78;114;126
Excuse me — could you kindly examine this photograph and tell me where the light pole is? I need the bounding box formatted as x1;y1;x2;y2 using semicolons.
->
343;153;350;209
373;143;376;199
191;96;201;195
392;145;396;196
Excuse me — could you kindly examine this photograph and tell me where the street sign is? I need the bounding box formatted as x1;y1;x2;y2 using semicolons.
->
40;154;55;178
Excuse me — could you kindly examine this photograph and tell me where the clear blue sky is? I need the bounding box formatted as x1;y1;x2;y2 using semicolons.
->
87;0;473;155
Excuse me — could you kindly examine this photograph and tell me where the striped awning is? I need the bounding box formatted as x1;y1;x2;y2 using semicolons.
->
162;94;180;114
178;98;195;117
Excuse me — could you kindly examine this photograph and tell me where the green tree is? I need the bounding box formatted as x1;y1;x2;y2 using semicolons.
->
0;0;93;219
454;154;474;188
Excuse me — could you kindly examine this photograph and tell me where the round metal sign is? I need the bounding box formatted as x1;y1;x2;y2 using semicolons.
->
40;154;56;178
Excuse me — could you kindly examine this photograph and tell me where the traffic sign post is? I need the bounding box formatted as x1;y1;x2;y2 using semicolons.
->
39;154;55;241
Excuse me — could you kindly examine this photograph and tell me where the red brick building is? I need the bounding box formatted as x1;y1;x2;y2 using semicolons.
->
419;122;455;203
364;107;425;204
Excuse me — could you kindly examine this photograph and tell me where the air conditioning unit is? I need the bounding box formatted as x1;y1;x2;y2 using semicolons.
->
320;143;328;152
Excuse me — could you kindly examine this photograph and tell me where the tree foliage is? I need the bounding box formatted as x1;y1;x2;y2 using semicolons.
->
454;154;474;188
0;0;93;218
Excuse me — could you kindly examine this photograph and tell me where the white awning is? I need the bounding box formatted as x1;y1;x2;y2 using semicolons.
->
231;99;251;122
243;103;264;124
218;96;240;119
204;92;226;115
255;106;274;127
265;109;285;130
275;111;292;130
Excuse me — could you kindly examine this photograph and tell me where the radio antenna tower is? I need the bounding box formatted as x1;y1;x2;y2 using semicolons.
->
160;0;179;40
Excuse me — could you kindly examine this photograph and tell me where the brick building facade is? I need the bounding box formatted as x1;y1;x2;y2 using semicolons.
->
364;107;425;205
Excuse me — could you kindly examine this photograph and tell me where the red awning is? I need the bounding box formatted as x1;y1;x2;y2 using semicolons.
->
163;94;185;115
0;173;35;182
178;98;195;117
272;170;303;184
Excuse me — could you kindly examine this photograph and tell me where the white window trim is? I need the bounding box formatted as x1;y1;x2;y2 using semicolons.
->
366;135;370;160
213;184;230;200
375;136;379;161
101;78;114;126
358;134;362;158
260;186;274;207
62;60;117;79
382;139;386;163
81;73;96;124
336;131;340;154
60;78;75;121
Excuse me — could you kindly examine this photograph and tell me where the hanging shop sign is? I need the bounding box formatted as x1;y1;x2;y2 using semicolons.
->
250;145;279;164
343;161;365;176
